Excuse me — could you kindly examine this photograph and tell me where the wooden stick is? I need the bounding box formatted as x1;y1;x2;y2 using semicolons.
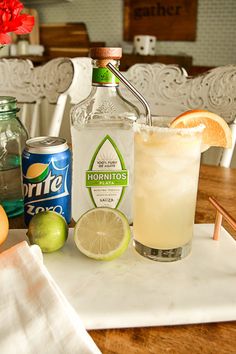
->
209;196;236;240
213;211;223;240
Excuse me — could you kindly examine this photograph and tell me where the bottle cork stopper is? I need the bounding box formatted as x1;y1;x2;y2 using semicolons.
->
90;47;122;60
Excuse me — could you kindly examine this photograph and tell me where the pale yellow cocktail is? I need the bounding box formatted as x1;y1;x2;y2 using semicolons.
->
133;123;204;261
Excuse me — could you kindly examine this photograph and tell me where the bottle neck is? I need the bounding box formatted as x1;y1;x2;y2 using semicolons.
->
92;59;120;87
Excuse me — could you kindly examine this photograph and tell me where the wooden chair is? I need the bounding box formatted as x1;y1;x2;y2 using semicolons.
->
0;57;74;137
121;63;236;167
66;59;236;167
5;57;234;167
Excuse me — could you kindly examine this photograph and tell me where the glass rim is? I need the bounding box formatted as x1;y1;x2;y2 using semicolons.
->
133;122;205;136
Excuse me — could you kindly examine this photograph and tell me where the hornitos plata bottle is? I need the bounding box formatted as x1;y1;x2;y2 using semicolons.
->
70;47;139;224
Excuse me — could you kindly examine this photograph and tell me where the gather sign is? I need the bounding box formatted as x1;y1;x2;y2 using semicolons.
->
123;0;198;41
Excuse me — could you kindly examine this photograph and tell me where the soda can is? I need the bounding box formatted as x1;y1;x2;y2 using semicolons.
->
22;136;72;226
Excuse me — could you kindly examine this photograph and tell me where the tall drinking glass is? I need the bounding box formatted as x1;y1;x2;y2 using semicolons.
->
133;123;204;262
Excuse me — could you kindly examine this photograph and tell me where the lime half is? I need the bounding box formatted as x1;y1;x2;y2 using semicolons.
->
74;208;131;261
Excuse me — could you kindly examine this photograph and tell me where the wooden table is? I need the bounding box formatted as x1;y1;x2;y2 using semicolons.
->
9;164;236;353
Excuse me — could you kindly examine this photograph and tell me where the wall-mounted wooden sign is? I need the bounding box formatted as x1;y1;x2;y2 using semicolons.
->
124;0;198;41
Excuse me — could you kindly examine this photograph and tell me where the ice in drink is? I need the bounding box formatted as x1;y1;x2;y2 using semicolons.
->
133;123;204;261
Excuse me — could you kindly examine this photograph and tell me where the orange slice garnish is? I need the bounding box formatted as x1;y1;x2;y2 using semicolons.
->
170;109;232;151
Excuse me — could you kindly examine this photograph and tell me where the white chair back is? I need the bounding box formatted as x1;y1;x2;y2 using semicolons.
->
121;63;236;168
8;57;234;167
66;59;236;167
0;58;74;138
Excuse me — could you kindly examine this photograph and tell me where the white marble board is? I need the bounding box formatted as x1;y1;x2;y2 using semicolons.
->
6;224;236;330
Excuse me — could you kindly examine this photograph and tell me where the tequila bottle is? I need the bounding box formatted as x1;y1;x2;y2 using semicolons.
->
70;47;139;223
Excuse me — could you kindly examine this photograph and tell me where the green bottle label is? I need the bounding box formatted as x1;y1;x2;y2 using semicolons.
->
86;135;128;208
86;171;128;187
92;68;119;85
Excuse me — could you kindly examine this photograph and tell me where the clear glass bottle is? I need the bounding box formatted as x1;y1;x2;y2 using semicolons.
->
70;47;139;224
0;96;28;217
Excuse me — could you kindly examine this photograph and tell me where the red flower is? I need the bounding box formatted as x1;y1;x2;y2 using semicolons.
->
0;0;34;44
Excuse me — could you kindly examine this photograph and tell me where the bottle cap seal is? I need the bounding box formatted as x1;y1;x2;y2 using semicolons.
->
90;47;122;60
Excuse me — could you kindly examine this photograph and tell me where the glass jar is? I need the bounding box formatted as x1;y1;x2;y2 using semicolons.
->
17;34;29;56
0;96;28;217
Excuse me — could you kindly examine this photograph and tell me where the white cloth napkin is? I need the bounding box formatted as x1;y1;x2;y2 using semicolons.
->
0;241;101;354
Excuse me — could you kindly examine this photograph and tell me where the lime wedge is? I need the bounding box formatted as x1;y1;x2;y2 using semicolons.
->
73;208;131;261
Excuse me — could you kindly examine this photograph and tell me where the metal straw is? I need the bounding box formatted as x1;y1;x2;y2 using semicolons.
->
106;62;152;126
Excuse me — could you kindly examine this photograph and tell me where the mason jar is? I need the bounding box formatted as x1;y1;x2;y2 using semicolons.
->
0;96;28;217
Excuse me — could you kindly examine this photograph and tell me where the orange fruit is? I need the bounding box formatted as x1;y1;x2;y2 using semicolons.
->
170;109;232;151
0;205;9;245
